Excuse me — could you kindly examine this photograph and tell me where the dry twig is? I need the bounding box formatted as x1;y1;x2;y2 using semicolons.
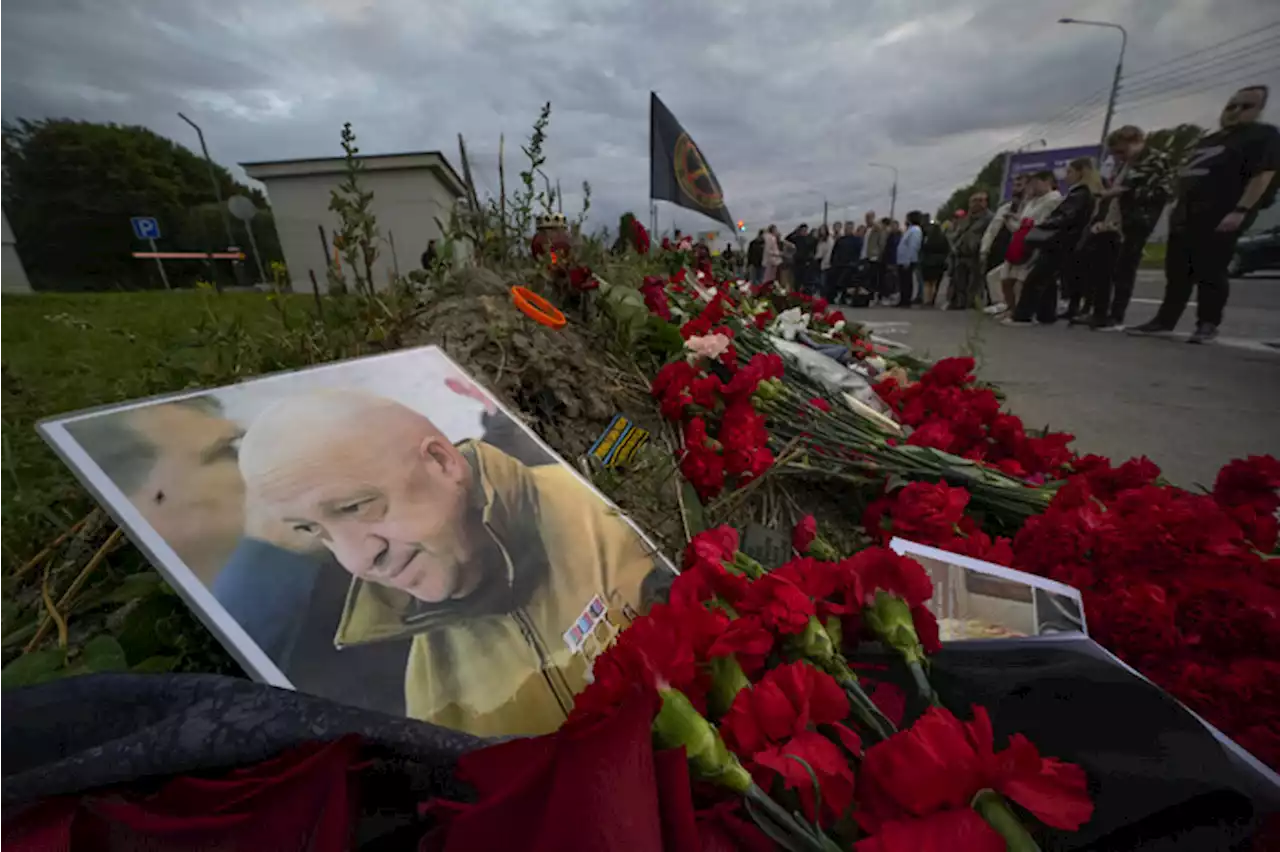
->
24;527;126;654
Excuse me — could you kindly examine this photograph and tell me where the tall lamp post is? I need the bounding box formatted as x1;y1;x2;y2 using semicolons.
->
801;190;829;228
1058;18;1128;150
178;112;240;286
869;162;898;221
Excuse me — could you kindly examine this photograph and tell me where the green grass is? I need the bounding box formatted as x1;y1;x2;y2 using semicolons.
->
2;290;297;683
1140;241;1167;269
3;291;286;552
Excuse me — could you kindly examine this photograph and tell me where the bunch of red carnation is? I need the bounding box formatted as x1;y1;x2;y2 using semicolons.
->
1005;453;1280;770
653;350;784;501
630;218;651;254
568;523;1093;850
863;480;1015;566
640;275;673;321
875;357;1076;480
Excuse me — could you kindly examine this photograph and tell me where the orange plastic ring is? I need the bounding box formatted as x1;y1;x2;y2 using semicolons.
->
512;286;567;329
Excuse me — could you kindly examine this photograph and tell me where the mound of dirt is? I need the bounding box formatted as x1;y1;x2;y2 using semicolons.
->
405;267;686;554
408;267;628;453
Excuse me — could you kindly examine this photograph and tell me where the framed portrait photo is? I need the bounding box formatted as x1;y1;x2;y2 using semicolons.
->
40;345;675;736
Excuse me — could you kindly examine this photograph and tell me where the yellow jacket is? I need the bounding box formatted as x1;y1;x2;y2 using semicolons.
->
332;440;669;736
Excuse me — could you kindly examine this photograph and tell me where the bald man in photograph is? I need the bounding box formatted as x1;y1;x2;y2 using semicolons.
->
238;389;669;736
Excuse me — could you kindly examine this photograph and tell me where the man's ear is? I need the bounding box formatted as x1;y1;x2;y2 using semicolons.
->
420;436;468;485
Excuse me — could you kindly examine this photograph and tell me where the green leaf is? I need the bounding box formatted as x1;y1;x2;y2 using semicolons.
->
2;648;67;689
81;635;128;672
681;480;706;536
115;594;186;665
94;570;167;603
130;655;180;674
1;598;18;627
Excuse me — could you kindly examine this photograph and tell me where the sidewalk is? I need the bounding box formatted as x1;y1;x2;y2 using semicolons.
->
848;304;1280;488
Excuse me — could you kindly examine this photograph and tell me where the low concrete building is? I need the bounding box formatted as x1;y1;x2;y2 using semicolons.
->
2;209;33;293
242;151;466;293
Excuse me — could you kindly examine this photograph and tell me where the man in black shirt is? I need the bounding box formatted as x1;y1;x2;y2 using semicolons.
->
1129;86;1280;344
786;224;818;292
747;229;765;284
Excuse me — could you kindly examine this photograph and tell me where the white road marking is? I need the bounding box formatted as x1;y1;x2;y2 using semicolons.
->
1130;297;1196;307
1167;332;1280;354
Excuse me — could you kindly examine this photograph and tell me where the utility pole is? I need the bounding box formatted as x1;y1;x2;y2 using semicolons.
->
178;112;240;288
1058;18;1128;150
869;163;899;221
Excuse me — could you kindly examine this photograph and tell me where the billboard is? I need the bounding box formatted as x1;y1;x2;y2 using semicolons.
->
1002;145;1103;200
39;346;675;738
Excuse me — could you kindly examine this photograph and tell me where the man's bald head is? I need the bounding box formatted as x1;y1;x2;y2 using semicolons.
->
240;390;449;499
240;390;481;603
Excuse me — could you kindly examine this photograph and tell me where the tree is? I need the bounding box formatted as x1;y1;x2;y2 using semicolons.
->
2;118;274;291
1144;123;1205;169
936;153;1005;221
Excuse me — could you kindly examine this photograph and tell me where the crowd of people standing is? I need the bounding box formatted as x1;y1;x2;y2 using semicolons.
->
738;85;1278;344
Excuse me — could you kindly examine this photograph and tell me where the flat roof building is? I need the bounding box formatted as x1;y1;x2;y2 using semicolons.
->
242;151;466;293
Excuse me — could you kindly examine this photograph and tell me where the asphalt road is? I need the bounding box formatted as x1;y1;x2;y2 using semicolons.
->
845;271;1280;488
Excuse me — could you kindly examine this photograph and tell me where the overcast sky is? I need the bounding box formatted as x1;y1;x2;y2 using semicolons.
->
5;0;1279;236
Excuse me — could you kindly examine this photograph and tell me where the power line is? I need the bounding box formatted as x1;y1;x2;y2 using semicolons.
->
908;19;1280;203
1118;20;1280;81
927;90;1107;183
1117;37;1280;99
1114;60;1280;111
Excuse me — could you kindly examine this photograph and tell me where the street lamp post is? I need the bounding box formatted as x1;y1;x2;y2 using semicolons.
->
1058;18;1128;150
178;112;240;287
869;163;898;221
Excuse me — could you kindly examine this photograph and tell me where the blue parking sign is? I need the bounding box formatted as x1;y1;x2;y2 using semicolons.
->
130;216;161;240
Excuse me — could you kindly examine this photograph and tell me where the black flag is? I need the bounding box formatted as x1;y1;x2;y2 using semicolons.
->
650;93;734;230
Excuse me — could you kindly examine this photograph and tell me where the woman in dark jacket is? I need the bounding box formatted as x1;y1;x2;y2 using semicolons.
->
919;214;951;306
1008;158;1100;325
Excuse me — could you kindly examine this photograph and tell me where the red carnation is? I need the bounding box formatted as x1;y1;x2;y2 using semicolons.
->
640;277;672;321
651;360;695;399
792;515;817;554
807;397;832;413
681;441;726;501
858;705;1092;834
567;265;597;291
630;218;651;254
1086;582;1182;663
682;524;740;572
907;420;959;454
921;356;975;388
1214;454;1280;514
707;614;776;678
737;574;815;636
865;481;972;545
844;547;934;607
720;662;858;825
855;808;1005;852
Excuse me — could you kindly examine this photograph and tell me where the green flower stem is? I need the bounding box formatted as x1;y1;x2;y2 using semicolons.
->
653;688;752;793
743;783;846;852
909;660;941;706
836;676;896;743
972;789;1042;852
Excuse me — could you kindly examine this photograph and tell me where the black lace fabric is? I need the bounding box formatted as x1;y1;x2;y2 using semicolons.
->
2;673;486;807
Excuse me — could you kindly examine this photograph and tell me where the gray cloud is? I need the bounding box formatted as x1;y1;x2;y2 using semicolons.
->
5;0;1279;236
